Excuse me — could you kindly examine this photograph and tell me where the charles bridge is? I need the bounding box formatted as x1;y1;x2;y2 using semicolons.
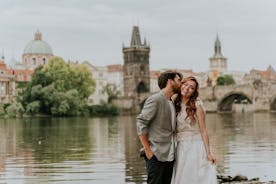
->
199;81;276;112
114;80;276;114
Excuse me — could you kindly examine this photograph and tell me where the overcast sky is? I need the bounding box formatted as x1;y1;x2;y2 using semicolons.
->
0;0;275;72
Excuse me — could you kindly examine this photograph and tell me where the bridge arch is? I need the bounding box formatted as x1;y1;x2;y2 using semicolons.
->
270;95;276;111
218;92;252;112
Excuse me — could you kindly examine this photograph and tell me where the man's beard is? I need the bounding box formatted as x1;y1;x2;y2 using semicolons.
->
172;84;180;94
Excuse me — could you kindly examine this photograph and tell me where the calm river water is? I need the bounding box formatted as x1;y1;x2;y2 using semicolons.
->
0;112;276;183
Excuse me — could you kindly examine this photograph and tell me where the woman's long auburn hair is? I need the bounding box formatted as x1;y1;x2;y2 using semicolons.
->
175;76;199;120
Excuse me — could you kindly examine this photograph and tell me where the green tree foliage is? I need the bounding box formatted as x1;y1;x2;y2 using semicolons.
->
26;101;40;114
0;104;5;116
88;104;119;116
216;75;236;86
21;57;95;116
6;102;25;117
102;83;121;103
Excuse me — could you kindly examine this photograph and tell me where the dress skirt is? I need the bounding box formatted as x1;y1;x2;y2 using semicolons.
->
171;134;217;184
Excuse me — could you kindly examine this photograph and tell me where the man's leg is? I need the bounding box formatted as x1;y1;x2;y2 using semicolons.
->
162;161;174;184
146;156;162;184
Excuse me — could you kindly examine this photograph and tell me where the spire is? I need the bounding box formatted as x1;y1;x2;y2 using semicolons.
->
213;33;223;58
144;37;147;45
1;49;4;60
35;30;42;40
130;26;142;46
267;65;275;73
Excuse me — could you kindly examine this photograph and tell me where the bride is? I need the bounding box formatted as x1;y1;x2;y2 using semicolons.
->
171;76;217;184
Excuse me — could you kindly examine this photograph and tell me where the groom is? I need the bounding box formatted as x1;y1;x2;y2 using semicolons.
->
137;70;182;184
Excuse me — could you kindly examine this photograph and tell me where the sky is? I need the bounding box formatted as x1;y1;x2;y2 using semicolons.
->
0;0;276;72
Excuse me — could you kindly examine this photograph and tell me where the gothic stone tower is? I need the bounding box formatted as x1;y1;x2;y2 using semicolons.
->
209;34;227;86
123;26;150;97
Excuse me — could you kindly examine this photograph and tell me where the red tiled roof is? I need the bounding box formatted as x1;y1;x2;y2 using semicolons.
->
107;64;123;72
150;71;160;78
0;60;7;70
7;69;33;75
254;67;276;80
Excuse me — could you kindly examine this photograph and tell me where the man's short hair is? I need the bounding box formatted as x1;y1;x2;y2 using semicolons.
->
158;70;182;89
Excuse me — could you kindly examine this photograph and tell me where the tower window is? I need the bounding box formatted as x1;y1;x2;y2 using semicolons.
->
43;58;46;64
140;66;145;75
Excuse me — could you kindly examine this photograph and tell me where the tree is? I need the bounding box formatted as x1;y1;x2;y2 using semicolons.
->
216;75;235;86
0;103;5;116
101;83;121;103
6;102;25;117
20;57;96;116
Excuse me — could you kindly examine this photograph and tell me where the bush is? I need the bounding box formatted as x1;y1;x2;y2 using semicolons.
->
0;104;5;116
88;104;119;116
216;75;235;86
26;101;41;114
3;103;10;111
6;102;25;117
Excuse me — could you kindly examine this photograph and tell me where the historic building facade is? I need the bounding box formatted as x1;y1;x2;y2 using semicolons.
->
22;30;54;69
243;65;276;83
83;61;124;105
106;64;124;96
122;26;150;97
0;57;16;103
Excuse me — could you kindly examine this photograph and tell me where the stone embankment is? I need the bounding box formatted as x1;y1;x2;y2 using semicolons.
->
217;175;275;184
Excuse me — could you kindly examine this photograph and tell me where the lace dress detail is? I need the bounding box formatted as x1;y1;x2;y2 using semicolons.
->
176;99;203;142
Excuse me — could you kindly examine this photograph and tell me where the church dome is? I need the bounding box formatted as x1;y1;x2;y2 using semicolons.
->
23;31;53;55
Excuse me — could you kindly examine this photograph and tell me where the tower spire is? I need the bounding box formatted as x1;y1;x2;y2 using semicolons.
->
130;26;142;47
214;33;223;58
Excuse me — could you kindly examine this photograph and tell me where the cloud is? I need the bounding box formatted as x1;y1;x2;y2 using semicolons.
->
0;0;275;71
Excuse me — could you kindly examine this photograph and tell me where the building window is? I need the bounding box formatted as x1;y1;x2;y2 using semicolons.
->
43;58;46;64
32;58;36;65
0;84;4;94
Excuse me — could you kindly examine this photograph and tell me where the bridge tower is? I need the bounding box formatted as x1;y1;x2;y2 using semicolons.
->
122;26;150;98
209;34;228;86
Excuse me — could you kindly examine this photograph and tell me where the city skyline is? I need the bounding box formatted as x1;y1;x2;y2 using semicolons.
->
0;0;276;72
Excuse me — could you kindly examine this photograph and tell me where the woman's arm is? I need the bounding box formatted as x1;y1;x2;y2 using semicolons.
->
196;105;216;164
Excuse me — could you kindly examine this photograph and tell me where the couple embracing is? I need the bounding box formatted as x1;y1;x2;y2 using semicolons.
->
137;70;217;184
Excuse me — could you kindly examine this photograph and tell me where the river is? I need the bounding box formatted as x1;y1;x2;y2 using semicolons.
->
0;112;276;183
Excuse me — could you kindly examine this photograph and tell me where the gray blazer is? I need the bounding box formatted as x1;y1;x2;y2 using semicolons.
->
137;91;174;162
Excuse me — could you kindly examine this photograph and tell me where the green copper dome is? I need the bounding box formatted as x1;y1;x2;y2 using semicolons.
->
23;31;53;55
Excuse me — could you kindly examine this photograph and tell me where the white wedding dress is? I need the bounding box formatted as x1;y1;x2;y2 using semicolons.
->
171;100;217;184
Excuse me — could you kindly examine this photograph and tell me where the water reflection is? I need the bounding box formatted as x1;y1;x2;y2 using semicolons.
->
122;116;146;184
0;113;276;183
206;112;276;181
